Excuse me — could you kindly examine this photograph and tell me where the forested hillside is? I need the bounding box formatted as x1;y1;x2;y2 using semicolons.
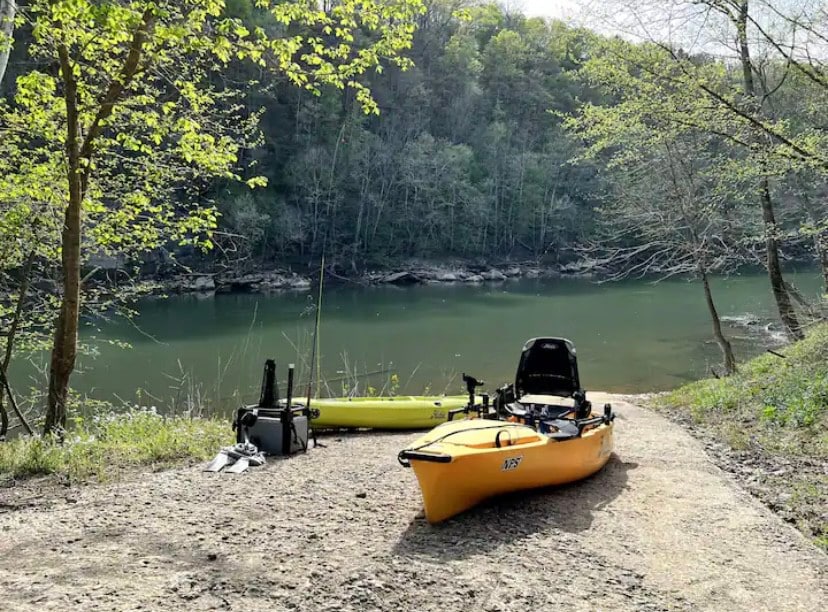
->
2;1;825;277
205;1;608;270
0;1;605;271
214;2;606;270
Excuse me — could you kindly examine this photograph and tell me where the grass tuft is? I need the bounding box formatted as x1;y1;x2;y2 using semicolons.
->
0;409;233;483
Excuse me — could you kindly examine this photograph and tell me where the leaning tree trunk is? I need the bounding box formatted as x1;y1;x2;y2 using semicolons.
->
796;186;828;296
816;234;828;295
0;0;15;88
0;401;6;440
0;250;36;438
760;178;803;340
733;0;802;341
783;280;823;321
699;263;737;375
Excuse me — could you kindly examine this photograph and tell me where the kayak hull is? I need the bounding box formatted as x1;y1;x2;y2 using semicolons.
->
401;417;614;523
297;396;467;429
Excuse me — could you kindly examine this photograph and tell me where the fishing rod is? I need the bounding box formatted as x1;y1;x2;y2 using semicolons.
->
304;253;325;446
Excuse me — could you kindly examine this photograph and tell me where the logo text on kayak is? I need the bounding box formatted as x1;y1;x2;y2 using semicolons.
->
501;456;523;471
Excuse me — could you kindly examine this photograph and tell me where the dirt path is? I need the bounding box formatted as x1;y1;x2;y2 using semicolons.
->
1;395;825;611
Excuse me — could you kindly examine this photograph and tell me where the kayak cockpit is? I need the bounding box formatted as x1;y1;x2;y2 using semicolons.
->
399;336;617;523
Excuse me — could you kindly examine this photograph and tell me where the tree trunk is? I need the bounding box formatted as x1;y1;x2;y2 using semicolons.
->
732;1;802;341
761;178;803;340
0;363;31;437
44;14;153;437
45;211;81;437
783;280;823;320
0;386;6;439
795;186;828;294
45;49;83;437
0;0;15;88
0;250;35;437
736;2;755;97
818;236;828;294
699;263;737;375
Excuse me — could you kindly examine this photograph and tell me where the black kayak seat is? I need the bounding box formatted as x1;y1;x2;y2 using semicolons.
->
515;338;581;398
513;338;592;418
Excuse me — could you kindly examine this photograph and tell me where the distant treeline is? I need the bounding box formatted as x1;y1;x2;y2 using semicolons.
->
4;1;822;279
203;1;605;272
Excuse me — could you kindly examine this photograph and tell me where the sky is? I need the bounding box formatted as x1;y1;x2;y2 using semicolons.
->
513;0;583;20
503;1;826;62
509;1;743;57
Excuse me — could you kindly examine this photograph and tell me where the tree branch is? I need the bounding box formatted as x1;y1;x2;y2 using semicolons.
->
78;9;155;169
0;0;17;88
652;42;828;169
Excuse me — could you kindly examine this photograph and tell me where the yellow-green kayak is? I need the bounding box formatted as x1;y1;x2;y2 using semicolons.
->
295;395;468;429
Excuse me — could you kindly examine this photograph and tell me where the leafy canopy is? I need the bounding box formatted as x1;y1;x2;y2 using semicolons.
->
0;0;425;266
0;0;424;365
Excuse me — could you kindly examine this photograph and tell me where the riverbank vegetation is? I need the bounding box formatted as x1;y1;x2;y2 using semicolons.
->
658;323;828;550
1;1;827;438
0;408;230;482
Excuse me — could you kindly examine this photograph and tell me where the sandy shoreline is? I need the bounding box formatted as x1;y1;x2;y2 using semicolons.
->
1;395;826;611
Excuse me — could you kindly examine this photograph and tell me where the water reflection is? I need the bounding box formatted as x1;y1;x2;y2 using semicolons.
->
44;271;822;414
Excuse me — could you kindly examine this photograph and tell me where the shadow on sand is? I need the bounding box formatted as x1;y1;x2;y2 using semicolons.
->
392;454;638;561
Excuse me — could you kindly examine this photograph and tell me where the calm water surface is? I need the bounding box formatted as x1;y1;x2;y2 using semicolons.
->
35;271;821;414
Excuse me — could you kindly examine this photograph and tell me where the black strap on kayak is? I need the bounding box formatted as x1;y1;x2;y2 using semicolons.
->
397;450;452;466
398;423;527;467
495;428;515;448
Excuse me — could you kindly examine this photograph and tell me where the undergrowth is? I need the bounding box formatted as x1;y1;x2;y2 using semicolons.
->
0;408;232;483
657;323;828;550
663;323;828;455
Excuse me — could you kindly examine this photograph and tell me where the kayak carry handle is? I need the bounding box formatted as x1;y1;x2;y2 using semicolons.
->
398;450;452;465
575;414;608;433
494;429;513;448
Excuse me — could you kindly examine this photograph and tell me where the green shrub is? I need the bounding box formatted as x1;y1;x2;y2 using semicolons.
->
656;323;828;550
663;323;828;445
0;408;233;482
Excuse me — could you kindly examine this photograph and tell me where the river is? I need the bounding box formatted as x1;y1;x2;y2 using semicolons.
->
21;271;821;415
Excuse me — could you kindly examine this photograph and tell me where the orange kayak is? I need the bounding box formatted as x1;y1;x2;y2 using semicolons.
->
399;415;614;523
